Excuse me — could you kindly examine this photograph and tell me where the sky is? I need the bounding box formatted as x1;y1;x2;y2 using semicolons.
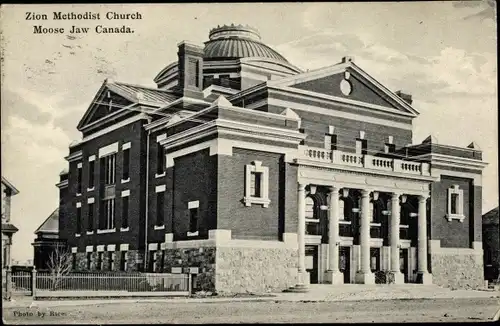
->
1;2;497;263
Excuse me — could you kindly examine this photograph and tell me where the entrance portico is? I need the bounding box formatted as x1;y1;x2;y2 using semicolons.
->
292;147;437;288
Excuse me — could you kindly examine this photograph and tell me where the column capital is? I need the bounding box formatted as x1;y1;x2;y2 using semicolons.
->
328;185;340;193
360;189;371;197
418;193;430;202
391;192;402;200
298;183;307;192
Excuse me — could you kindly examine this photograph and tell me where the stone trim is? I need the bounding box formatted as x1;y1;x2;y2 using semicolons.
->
97;245;105;252
120;244;129;251
188;200;199;209
76;202;82;208
148;243;158;251
165;233;174;243
107;244;116;251
98;142;119;158
88;155;96;162
87;197;95;204
244;161;270;208
71;247;77;253
267;97;412;130
155;185;166;193
446;185;465;222
429;239;482;255
121;190;130;197
157;133;167;142
431;168;482;186
122;142;131;150
86;246;93;253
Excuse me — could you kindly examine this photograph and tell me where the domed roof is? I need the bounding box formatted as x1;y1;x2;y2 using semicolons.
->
204;24;288;63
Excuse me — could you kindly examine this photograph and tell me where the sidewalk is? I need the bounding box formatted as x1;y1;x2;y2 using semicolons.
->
3;284;499;309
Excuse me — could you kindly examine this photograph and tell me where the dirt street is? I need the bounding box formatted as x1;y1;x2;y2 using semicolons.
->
3;297;500;324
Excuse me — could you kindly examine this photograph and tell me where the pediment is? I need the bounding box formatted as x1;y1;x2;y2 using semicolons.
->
268;60;419;117
77;82;135;131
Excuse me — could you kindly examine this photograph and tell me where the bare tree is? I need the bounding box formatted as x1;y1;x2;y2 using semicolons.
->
46;243;72;290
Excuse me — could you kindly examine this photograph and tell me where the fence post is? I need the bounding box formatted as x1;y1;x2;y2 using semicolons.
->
188;273;192;295
5;267;12;301
31;268;37;299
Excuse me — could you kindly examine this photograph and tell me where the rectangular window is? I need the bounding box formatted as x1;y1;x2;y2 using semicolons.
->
87;203;94;232
96;252;103;271
77;165;82;194
250;171;262;197
120;251;128;271
103;199;115;230
325;134;337;151
86;252;92;270
157;144;165;175
189;208;199;233
149;251;158;272
160;250;165;273
88;160;95;188
450;193;458;215
76;207;82;234
156;193;164;226
384;143;396;154
122;149;130;180
355;139;368;155
122;196;129;229
101;154;116;185
72;253;77;270
108;252;115;270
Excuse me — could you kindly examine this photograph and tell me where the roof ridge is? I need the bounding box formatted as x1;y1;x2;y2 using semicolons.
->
113;81;178;94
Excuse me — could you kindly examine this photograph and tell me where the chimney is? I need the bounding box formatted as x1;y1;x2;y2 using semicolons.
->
395;90;413;105
177;41;204;98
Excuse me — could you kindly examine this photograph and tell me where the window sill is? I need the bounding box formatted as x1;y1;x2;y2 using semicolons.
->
154;225;165;230
400;224;409;229
370;223;382;227
306;219;320;223
75;233;81;237
155;172;166;178
243;196;270;208
76;193;82;197
120;227;130;232
339;220;351;225
97;229;116;234
446;214;465;222
121;178;130;184
187;231;199;237
87;187;95;192
86;231;94;235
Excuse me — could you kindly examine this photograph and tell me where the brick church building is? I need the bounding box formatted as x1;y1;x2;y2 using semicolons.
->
55;24;488;293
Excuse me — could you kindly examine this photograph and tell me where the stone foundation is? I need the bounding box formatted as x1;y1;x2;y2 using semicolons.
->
163;247;216;291
215;246;298;294
428;241;484;289
430;252;484;289
73;250;143;272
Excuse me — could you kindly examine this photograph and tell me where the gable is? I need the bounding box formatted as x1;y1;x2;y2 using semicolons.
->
292;70;395;108
86;90;134;125
77;85;135;131
269;61;419;117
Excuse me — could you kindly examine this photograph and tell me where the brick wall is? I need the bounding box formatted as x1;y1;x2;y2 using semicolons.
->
217;148;283;240
62;120;146;253
430;175;475;248
172;149;218;241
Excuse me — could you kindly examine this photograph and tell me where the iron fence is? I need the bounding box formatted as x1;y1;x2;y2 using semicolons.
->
11;271;32;295
35;272;190;292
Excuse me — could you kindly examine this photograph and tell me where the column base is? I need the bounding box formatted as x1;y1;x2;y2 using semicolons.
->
388;271;405;284
416;271;433;285
325;270;344;284
285;272;310;292
355;271;375;284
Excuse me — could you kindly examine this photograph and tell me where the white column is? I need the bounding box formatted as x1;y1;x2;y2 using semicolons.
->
417;195;432;284
356;189;374;284
390;192;404;284
325;186;344;284
296;183;309;288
